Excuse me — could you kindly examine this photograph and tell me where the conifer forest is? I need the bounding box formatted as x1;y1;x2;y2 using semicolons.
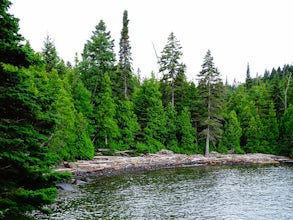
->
1;0;293;218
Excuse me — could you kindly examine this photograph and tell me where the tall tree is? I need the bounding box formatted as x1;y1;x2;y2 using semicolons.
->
93;73;119;149
197;50;224;156
177;108;197;154
245;63;253;90
159;32;185;107
41;35;60;72
0;0;36;67
220;110;243;154
79;20;116;103
119;10;133;98
0;64;69;219
116;100;140;150
133;77;167;150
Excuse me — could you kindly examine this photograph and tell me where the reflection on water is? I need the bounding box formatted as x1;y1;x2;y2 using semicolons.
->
34;165;293;219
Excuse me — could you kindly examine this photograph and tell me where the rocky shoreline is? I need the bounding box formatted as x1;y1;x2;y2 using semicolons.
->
54;150;292;180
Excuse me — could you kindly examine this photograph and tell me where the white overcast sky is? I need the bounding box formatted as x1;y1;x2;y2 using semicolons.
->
10;0;293;83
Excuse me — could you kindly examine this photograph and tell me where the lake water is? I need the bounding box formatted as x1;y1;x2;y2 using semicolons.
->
34;165;293;220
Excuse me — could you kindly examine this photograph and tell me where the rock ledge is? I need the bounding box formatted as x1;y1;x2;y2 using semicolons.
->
54;151;292;178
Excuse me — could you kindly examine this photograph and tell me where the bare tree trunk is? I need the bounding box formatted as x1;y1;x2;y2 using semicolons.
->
205;125;210;156
205;80;211;157
105;136;108;145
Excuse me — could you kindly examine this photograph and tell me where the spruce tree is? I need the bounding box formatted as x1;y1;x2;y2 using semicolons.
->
165;104;179;152
220;110;243;154
79;20;116;103
159;32;185;107
0;0;34;67
177;108;197;154
116;100;140;150
42;34;60;72
118;10;133;99
133;77;167;151
197;50;224;156
245;63;253;90
93;73;120;149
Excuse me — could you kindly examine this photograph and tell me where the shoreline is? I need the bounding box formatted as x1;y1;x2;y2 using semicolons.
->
54;150;293;179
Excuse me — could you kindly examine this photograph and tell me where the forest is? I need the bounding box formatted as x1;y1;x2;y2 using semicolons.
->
1;0;293;218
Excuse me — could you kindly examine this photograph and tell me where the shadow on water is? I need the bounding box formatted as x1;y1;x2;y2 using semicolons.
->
32;164;293;220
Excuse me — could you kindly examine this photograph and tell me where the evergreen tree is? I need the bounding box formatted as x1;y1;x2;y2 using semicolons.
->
220;110;243;154
79;20;116;103
159;32;185;107
165;104;179;151
271;73;283;118
0;64;69;219
279;104;293;156
0;0;35;67
245;115;264;153
93;73;120;149
261;102;279;154
133;77;166;151
118;10;133;99
41;34;60;72
177;108;197;154
197;50;224;156
245;63;253;90
116;100;140;150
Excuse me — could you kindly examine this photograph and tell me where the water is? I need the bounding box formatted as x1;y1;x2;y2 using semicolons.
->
35;165;293;220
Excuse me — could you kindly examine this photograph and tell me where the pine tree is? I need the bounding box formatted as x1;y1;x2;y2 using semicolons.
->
133;77;166;151
245;115;264;153
177;108;197;154
118;10;133;99
93;73;120;149
261;102;279;154
0;64;70;219
159;32;185;107
42;34;60;72
220;110;243;154
279;104;293;157
116;100;140;150
79;20;116;103
0;0;35;67
245;63;253;90
165;104;179;151
197;50;224;156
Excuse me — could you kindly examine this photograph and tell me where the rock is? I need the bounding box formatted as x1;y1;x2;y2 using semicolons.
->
56;183;74;191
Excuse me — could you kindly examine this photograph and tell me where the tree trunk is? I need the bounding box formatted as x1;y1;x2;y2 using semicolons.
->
205;80;211;157
205;125;210;156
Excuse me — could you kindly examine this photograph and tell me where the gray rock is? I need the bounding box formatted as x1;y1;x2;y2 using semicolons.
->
56;183;74;191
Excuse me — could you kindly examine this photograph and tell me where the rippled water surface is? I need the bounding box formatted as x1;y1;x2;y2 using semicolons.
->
36;165;293;219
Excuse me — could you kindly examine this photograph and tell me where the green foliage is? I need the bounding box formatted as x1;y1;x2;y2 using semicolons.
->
93;73;120;149
220;111;243;154
197;50;225;155
0;64;71;218
279;105;293;156
133;77;167;150
177;108;197;154
118;10;134;99
159;32;185;107
116;100;140;150
79;20;116;101
165;104;179;151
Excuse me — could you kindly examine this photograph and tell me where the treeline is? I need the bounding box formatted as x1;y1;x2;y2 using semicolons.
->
1;1;292;218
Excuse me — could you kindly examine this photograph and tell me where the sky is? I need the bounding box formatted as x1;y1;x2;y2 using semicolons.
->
10;0;293;83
